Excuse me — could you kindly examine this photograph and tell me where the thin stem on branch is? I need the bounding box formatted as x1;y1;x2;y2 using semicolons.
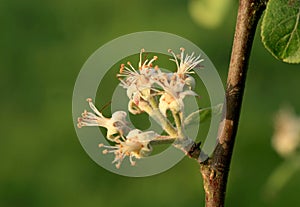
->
199;0;268;206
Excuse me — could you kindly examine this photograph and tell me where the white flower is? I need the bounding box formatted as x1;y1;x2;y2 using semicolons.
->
117;49;160;114
77;98;131;142
118;49;158;100
272;107;300;157
99;129;159;168
153;73;198;116
168;47;203;77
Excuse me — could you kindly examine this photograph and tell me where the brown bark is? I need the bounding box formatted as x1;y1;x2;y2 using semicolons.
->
200;0;268;206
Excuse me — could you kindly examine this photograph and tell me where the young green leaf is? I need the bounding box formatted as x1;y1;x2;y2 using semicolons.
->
261;0;300;63
184;104;223;127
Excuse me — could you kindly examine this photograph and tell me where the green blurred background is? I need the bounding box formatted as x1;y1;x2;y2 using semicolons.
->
1;0;300;206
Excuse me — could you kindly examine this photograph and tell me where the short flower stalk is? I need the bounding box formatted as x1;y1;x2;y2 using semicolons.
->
77;48;205;168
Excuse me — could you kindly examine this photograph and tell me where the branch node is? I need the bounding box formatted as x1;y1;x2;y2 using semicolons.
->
187;141;201;159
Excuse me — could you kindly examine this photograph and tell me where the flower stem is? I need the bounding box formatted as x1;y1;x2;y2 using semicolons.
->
172;111;184;138
148;96;177;137
150;137;176;145
148;97;195;155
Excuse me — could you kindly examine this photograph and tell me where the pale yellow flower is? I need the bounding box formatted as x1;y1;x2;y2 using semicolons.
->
153;73;197;116
77;98;130;142
99;129;158;168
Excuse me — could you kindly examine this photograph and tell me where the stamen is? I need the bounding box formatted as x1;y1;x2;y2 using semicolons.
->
180;47;185;63
139;48;145;68
119;63;125;73
86;98;103;117
79;122;99;127
147;56;158;67
141;59;149;69
168;49;180;70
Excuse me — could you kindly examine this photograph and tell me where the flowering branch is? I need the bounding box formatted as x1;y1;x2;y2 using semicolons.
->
77;1;268;204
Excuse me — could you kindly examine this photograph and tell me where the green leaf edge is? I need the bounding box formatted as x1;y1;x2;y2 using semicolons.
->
184;104;223;127
261;0;300;64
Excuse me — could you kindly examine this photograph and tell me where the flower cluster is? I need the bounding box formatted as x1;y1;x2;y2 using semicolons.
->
77;48;203;168
118;48;203;118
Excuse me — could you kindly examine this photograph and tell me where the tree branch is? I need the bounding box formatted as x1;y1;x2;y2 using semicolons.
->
200;0;268;206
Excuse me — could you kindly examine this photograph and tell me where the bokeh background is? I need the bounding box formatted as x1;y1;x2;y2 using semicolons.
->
1;0;300;206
